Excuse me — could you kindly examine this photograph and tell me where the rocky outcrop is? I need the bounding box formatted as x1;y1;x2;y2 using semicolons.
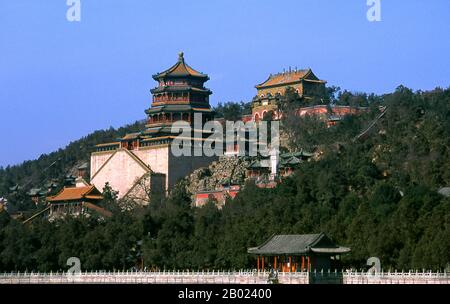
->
182;156;250;197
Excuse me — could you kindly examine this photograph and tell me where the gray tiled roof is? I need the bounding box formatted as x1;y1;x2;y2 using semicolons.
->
248;233;350;255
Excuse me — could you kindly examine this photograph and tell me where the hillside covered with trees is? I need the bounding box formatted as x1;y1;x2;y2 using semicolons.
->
0;121;147;213
0;86;449;272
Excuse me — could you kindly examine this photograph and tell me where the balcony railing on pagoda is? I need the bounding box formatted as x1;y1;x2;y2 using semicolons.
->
147;113;192;125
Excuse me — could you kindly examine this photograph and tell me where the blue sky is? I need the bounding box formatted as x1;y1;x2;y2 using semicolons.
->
0;0;449;167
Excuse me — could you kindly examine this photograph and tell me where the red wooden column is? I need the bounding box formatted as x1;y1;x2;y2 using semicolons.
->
307;256;311;271
262;256;264;271
257;256;260;272
301;256;305;271
274;256;277;270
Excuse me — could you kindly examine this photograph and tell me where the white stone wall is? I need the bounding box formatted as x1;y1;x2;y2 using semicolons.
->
133;145;216;190
133;146;170;189
90;150;148;198
90;145;216;198
91;151;114;177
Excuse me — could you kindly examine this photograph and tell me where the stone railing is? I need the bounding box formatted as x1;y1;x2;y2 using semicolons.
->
0;270;271;284
0;270;448;284
342;270;450;284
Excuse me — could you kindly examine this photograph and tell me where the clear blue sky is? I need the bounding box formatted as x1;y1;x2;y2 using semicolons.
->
0;0;449;167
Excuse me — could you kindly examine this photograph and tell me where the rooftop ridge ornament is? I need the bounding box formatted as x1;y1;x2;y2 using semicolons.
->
178;52;184;62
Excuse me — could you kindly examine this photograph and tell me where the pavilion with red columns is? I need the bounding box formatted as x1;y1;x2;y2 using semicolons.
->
248;233;350;272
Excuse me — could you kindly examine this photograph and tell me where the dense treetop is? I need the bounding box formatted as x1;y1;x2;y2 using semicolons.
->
0;86;449;272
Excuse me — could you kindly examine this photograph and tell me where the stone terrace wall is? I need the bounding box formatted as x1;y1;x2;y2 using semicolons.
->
0;271;448;284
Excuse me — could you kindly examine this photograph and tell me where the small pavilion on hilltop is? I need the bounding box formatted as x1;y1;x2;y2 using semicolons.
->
248;233;350;272
246;150;314;180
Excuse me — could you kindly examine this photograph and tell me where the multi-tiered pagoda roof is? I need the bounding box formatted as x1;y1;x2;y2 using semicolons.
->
95;52;215;152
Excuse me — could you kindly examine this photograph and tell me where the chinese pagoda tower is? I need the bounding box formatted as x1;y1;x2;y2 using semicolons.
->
144;52;214;137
